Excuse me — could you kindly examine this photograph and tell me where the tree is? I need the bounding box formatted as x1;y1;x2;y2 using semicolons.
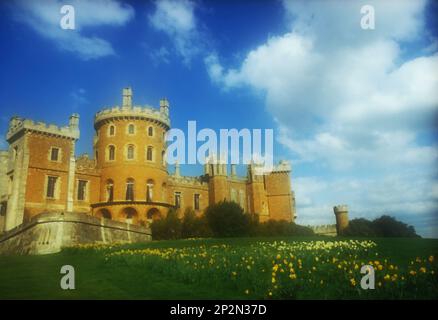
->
343;218;376;237
151;208;182;240
204;201;252;237
372;215;419;238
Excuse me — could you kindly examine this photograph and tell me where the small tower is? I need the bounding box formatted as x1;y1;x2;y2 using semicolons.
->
160;98;169;116
69;113;79;128
122;87;133;108
333;205;349;235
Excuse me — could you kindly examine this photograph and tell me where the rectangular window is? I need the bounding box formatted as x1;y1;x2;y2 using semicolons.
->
194;194;200;210
77;180;87;201
46;176;57;198
126;183;134;201
51;148;59;161
175;192;181;208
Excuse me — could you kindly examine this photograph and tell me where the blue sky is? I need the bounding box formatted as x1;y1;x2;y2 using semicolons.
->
0;0;437;237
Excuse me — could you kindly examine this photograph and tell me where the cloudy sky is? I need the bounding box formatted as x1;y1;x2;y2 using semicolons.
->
0;0;437;237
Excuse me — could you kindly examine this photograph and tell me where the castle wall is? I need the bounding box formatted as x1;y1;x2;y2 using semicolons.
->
168;176;209;217
0;212;151;255
0;151;8;233
24;132;75;221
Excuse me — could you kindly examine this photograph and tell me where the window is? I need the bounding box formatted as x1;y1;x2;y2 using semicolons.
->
128;123;135;135
46;176;57;198
194;194;200;210
148;126;154;136
146;179;154;202
174;192;181;208
127;145;135;160
239;190;245;209
77;180;88;201
106;179;114;202
8;176;13;195
50;147;60;161
126;178;134;201
108;145;115;161
146;146;153;161
231;189;237;202
161;150;166;166
108;125;115;136
13;146;18;161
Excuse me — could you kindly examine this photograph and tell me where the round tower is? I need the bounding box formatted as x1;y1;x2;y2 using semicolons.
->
333;205;349;235
92;87;172;224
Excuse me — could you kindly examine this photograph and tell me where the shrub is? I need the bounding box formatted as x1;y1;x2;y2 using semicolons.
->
343;215;419;238
151;208;182;240
181;208;212;238
343;218;377;237
372;215;419;238
204;201;252;237
255;219;314;237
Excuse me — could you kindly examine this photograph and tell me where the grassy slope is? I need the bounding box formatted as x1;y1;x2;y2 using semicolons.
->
0;237;437;299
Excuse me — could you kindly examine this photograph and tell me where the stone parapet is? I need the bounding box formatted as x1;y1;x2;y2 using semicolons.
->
7;116;79;142
0;211;151;255
94;105;170;129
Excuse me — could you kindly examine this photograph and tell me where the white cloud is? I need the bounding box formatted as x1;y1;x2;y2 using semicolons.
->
14;0;134;60
70;88;88;109
149;0;201;64
206;0;438;236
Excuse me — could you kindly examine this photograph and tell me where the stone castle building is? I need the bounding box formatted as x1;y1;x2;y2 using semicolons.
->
0;88;296;234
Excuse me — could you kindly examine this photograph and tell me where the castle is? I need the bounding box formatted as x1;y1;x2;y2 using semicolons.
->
0;88;296;236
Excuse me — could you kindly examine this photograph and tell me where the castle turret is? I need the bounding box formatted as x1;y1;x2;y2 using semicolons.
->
206;155;228;203
160;98;169;117
69;113;79;128
93;87;170;224
334;205;349;235
122;87;133;108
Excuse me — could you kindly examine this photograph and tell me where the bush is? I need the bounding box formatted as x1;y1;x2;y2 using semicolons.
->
343;215;419;238
181;208;212;238
204;201;252;237
372;215;419;238
343;218;377;237
254;219;314;237
151;208;182;240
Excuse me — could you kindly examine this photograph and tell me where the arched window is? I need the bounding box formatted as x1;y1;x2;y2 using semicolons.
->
161;150;166;166
126;178;134;201
146;179;154;202
148;126;154;137
108;145;115;161
106;179;114;202
146;146;153;161
108;125;115;136
127;145;135;160
128;123;135;135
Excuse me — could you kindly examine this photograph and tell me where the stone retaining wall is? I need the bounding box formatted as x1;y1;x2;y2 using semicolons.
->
0;212;151;255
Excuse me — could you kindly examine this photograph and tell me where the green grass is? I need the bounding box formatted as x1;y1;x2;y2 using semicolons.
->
0;236;437;299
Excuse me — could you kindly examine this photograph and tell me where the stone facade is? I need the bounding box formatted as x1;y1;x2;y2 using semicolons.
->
0;87;296;236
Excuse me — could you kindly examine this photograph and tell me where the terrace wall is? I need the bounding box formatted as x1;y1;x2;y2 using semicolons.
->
0;211;151;255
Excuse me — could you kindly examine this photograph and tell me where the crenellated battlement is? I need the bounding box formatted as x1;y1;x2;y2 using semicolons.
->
271;160;291;173
168;174;208;188
6;115;80;142
94;88;170;129
334;205;349;214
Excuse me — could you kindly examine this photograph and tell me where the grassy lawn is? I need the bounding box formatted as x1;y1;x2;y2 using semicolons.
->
0;236;437;299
